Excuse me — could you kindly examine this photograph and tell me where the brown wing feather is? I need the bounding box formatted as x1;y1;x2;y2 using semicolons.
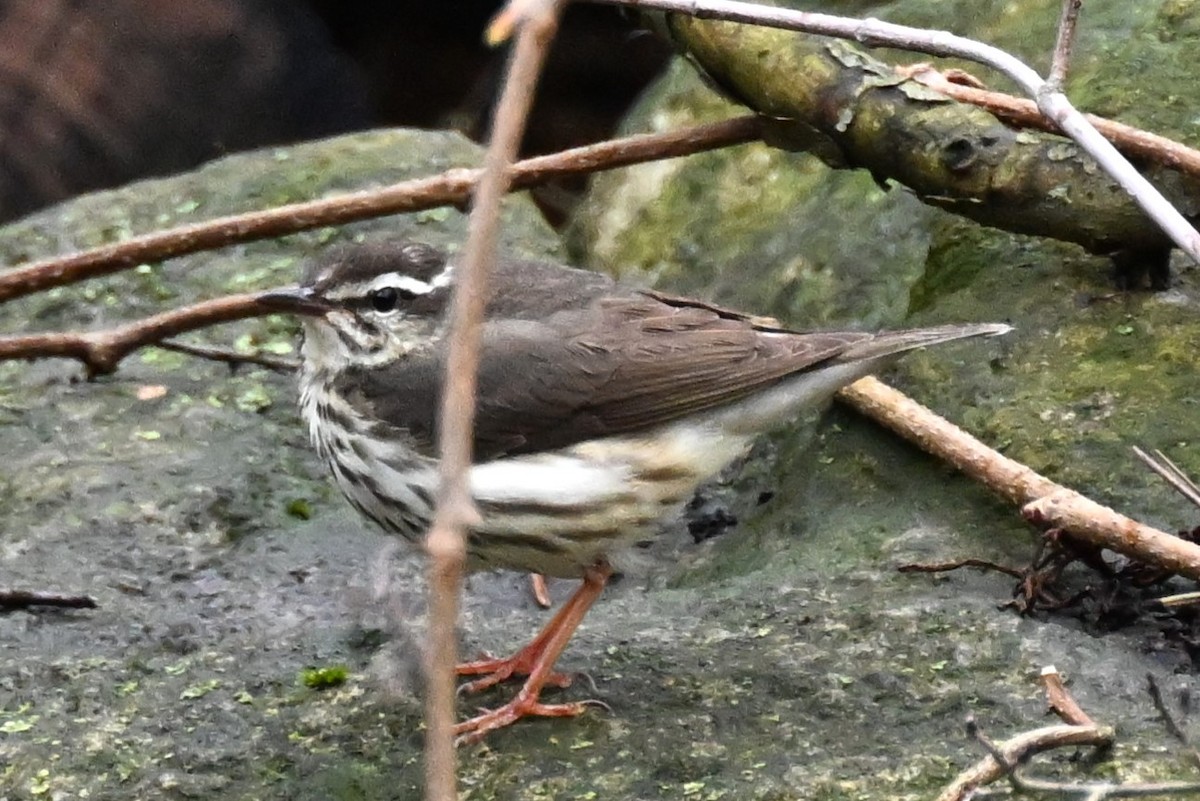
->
342;291;869;460
566;299;865;434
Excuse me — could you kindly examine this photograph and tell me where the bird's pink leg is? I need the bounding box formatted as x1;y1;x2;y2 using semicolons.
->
453;560;613;743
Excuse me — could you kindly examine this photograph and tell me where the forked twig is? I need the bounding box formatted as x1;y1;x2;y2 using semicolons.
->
940;667;1200;800
0;117;761;377
937;719;1109;801
0;294;270;377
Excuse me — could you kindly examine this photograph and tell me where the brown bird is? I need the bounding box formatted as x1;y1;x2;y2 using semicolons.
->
259;240;1009;740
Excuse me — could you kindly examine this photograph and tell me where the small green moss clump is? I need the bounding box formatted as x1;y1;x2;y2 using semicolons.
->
300;665;350;690
286;498;313;520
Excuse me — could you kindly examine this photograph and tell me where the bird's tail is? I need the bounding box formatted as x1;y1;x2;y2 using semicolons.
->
835;323;1012;364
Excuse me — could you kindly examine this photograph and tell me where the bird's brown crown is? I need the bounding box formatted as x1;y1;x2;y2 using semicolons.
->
302;240;449;294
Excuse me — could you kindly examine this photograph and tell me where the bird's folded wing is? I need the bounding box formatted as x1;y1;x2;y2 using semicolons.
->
340;294;868;460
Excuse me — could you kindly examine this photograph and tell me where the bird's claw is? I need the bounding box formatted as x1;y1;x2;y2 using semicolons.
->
453;696;606;745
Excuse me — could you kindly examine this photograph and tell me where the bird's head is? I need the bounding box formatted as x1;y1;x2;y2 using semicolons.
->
258;241;454;372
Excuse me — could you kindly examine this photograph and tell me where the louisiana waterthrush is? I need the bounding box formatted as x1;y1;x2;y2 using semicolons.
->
259;240;1009;740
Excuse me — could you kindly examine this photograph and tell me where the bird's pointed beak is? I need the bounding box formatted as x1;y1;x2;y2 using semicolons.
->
255;285;333;316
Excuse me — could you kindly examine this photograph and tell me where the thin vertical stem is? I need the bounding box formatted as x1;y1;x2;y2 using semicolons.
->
1047;0;1082;91
422;2;568;800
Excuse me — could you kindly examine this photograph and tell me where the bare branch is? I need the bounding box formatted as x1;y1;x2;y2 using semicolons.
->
1013;774;1200;798
0;294;269;377
584;0;1200;262
942;671;1200;800
0;116;761;304
838;377;1200;581
424;0;568;794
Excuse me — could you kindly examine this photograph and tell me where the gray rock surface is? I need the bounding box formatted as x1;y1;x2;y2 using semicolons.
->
4;1;1200;797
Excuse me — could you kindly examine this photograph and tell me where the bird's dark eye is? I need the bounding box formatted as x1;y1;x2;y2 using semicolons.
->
368;286;416;312
369;287;398;312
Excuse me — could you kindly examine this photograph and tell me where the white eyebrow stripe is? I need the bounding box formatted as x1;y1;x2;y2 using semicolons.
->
430;264;454;289
367;272;434;295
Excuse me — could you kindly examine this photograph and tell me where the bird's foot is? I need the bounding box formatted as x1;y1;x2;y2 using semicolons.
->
454;560;614;737
454;691;609;744
456;649;575;695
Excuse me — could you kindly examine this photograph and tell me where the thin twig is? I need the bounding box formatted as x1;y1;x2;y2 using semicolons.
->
0;589;97;611
0;117;762;379
902;67;1200;177
584;0;1200;262
897;558;1024;579
423;0;568;795
0;294;269;377
1010;774;1200;798
1146;673;1200;771
1133;446;1200;510
1048;0;1083;92
1041;665;1096;727
1147;675;1191;745
838;377;1200;581
0;117;761;304
1159;590;1200;608
155;340;298;373
900;543;1094;614
965;714;1022;794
